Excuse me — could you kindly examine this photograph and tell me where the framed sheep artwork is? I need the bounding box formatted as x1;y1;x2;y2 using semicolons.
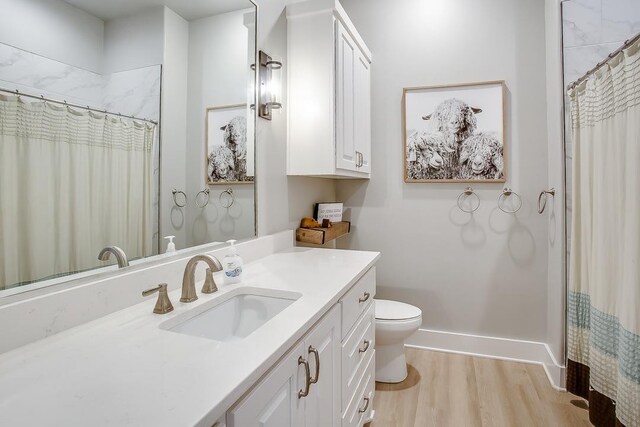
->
205;104;255;185
402;80;506;183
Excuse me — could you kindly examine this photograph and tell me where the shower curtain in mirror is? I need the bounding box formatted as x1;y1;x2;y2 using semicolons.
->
568;39;640;427
0;94;155;290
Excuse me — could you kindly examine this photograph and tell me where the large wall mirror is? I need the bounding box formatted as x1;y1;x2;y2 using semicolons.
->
0;0;257;296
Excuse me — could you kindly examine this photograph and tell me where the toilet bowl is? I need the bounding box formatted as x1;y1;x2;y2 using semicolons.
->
374;299;422;383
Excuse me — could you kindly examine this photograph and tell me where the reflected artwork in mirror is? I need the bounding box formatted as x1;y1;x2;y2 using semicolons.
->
0;0;258;295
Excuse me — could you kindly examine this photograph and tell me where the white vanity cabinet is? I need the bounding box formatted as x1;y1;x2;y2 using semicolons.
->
227;340;306;427
228;305;341;427
227;267;377;427
286;0;372;178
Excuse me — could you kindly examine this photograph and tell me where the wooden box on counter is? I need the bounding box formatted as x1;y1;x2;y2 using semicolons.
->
296;221;351;245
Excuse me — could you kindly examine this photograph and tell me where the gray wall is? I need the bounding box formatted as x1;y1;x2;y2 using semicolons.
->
0;0;104;72
103;6;165;73
338;0;550;342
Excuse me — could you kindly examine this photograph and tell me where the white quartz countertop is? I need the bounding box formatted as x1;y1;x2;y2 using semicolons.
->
0;247;380;426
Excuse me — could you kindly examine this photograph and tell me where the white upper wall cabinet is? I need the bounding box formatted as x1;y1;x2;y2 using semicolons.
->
286;0;372;178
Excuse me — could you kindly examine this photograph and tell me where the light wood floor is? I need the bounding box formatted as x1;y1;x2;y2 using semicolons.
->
370;348;591;427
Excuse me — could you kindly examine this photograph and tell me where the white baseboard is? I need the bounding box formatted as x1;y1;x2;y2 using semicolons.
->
406;329;566;391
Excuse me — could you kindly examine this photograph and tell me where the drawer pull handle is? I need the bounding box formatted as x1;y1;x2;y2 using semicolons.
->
309;346;320;384
358;396;370;414
358;340;371;353
359;292;370;303
298;356;311;399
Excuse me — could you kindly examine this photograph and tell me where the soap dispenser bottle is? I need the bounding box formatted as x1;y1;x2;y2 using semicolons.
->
223;239;243;284
164;236;176;254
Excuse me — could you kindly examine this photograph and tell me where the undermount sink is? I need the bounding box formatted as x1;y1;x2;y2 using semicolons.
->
161;287;301;342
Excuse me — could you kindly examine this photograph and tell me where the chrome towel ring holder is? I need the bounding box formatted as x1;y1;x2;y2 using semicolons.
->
538;188;555;214
195;189;210;208
498;188;522;214
172;189;187;208
219;188;235;208
457;187;480;213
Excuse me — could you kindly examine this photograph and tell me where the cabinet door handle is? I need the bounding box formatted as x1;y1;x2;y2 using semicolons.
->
359;292;370;303
358;397;370;413
358;340;371;353
309;346;320;384
359;152;363;167
298;356;311;399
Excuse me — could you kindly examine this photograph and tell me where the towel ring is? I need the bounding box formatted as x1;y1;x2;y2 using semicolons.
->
537;188;555;214
219;188;235;209
457;187;480;213
195;189;210;208
498;188;522;214
172;189;187;208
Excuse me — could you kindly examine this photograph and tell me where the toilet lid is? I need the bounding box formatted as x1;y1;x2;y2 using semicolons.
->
375;299;422;320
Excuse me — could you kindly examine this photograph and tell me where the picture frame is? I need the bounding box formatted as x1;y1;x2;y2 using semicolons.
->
402;80;506;183
205;104;254;185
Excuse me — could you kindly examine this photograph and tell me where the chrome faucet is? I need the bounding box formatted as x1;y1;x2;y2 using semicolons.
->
98;246;129;268
181;254;223;302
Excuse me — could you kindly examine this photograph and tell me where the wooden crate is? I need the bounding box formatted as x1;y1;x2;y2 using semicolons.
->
296;221;351;245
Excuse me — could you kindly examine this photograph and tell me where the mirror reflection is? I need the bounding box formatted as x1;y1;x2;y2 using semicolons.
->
0;0;257;293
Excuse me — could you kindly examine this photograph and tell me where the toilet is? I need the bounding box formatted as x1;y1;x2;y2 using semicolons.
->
374;299;422;383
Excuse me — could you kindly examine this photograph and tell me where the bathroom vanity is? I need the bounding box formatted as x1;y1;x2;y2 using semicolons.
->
0;232;379;427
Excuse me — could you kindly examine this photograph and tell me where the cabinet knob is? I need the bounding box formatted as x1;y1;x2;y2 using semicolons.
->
358;396;370;414
358;340;371;353
359;292;370;303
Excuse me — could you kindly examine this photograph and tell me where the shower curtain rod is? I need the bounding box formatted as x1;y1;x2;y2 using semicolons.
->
0;87;158;125
567;31;640;91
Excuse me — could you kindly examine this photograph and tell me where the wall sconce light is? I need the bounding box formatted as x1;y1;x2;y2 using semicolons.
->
258;50;282;120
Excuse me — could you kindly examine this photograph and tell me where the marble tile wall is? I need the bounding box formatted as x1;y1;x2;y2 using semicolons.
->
562;0;640;257
0;43;103;106
0;43;161;119
0;42;162;253
104;66;161;122
563;0;640;84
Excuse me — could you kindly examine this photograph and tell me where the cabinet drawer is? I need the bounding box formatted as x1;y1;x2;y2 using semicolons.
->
342;351;375;427
341;303;375;413
340;267;376;338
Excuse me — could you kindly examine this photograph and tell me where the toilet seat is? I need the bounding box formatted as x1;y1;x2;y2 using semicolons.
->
375;299;421;321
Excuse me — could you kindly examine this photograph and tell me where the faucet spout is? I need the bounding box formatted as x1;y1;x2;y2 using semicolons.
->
181;254;223;302
98;246;129;268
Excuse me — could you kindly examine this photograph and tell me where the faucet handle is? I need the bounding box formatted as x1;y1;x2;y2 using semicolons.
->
201;268;219;294
142;283;174;314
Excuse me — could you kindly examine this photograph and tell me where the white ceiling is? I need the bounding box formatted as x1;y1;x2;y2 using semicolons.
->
62;0;254;21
